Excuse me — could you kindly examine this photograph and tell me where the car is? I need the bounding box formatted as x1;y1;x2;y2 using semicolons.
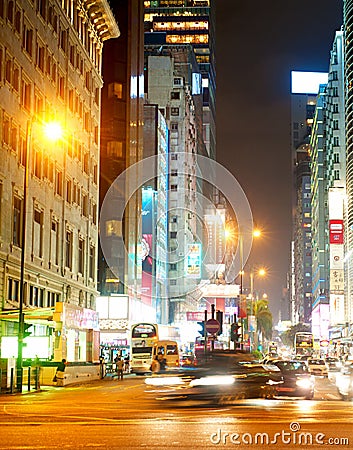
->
180;354;197;367
271;360;315;399
145;352;284;404
325;356;341;371
307;358;329;377
336;363;353;400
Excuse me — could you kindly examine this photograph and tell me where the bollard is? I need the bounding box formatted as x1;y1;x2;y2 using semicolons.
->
27;367;31;391
10;367;14;394
34;367;39;390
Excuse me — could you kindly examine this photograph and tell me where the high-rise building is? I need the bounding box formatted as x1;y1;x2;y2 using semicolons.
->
310;85;330;341
325;31;346;342
144;45;203;323
0;1;119;363
144;0;216;159
344;1;353;332
290;71;328;325
99;1;145;301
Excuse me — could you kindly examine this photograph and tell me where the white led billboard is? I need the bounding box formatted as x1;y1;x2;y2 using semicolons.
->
291;71;328;94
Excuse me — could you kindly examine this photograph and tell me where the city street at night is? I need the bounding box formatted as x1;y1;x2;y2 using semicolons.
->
1;375;352;449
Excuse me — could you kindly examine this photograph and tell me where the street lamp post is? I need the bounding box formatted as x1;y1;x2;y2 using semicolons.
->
16;120;31;392
16;119;62;392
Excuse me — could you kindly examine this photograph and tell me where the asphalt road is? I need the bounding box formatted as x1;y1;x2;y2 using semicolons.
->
1;373;352;449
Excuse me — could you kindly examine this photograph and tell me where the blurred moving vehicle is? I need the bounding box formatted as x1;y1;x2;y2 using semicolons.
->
145;352;283;404
180;354;197;367
325;356;341;371
307;358;329;377
336;363;353;400
271;360;315;399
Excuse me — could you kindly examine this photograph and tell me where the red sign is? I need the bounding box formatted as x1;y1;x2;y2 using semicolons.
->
205;318;220;334
329;220;344;244
186;311;205;321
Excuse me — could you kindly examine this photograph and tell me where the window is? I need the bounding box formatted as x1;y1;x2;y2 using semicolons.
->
89;244;95;279
173;77;182;86
171;154;178;160
13;195;22;247
56;170;63;196
169;263;177;271
171;169;178;176
7;278;19;302
65;230;73;269
171;123;178;131
107;141;123;158
170;184;177;191
333;153;340;164
34;150;42;178
171;107;179;116
50;219;59;266
170;279;177;286
33;209;43;257
108;82;123;99
78;237;84;275
23;23;33;56
66;178;72;203
171;91;180;100
170;231;177;239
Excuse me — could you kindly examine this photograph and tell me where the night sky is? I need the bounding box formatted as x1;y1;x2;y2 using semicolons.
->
216;1;343;319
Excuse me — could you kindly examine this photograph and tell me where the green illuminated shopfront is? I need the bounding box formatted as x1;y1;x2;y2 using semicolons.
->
0;302;100;363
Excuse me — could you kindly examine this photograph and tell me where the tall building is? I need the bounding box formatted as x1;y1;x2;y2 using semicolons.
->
310;85;330;341
0;1;119;363
290;71;328;325
325;31;346;342
144;44;203;323
99;1;144;300
144;0;216;159
344;1;353;334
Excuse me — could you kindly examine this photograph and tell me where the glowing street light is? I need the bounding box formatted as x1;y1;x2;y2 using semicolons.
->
17;119;63;392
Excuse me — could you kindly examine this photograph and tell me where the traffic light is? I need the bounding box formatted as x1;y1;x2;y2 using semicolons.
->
230;322;239;342
23;323;32;339
216;310;223;335
197;321;205;337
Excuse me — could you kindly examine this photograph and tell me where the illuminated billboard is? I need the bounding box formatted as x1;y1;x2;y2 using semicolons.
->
186;243;202;278
291;71;328;94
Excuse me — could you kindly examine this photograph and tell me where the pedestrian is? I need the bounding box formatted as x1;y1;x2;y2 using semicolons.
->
124;354;130;373
99;356;106;379
116;357;124;380
151;356;160;373
33;356;41;390
54;358;67;387
157;352;167;372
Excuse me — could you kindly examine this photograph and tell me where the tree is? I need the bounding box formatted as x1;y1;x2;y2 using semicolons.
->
254;298;273;351
280;323;311;348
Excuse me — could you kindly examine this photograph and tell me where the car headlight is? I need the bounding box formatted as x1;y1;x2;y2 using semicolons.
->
296;378;313;389
189;375;235;387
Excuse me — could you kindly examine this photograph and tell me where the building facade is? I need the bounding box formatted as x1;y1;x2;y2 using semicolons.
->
0;0;119;363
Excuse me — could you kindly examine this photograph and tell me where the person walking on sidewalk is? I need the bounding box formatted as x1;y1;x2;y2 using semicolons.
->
116;357;124;380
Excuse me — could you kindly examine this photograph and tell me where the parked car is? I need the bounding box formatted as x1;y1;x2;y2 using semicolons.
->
336;363;353;400
307;358;329;377
271;360;315;399
325;356;341;372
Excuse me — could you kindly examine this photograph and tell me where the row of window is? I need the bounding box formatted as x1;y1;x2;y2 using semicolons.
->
7;277;60;307
1;0;102;71
12;194;96;279
0;47;100;144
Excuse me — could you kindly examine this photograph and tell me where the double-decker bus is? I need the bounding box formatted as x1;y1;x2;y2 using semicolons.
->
130;323;159;373
294;332;314;356
130;323;180;373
